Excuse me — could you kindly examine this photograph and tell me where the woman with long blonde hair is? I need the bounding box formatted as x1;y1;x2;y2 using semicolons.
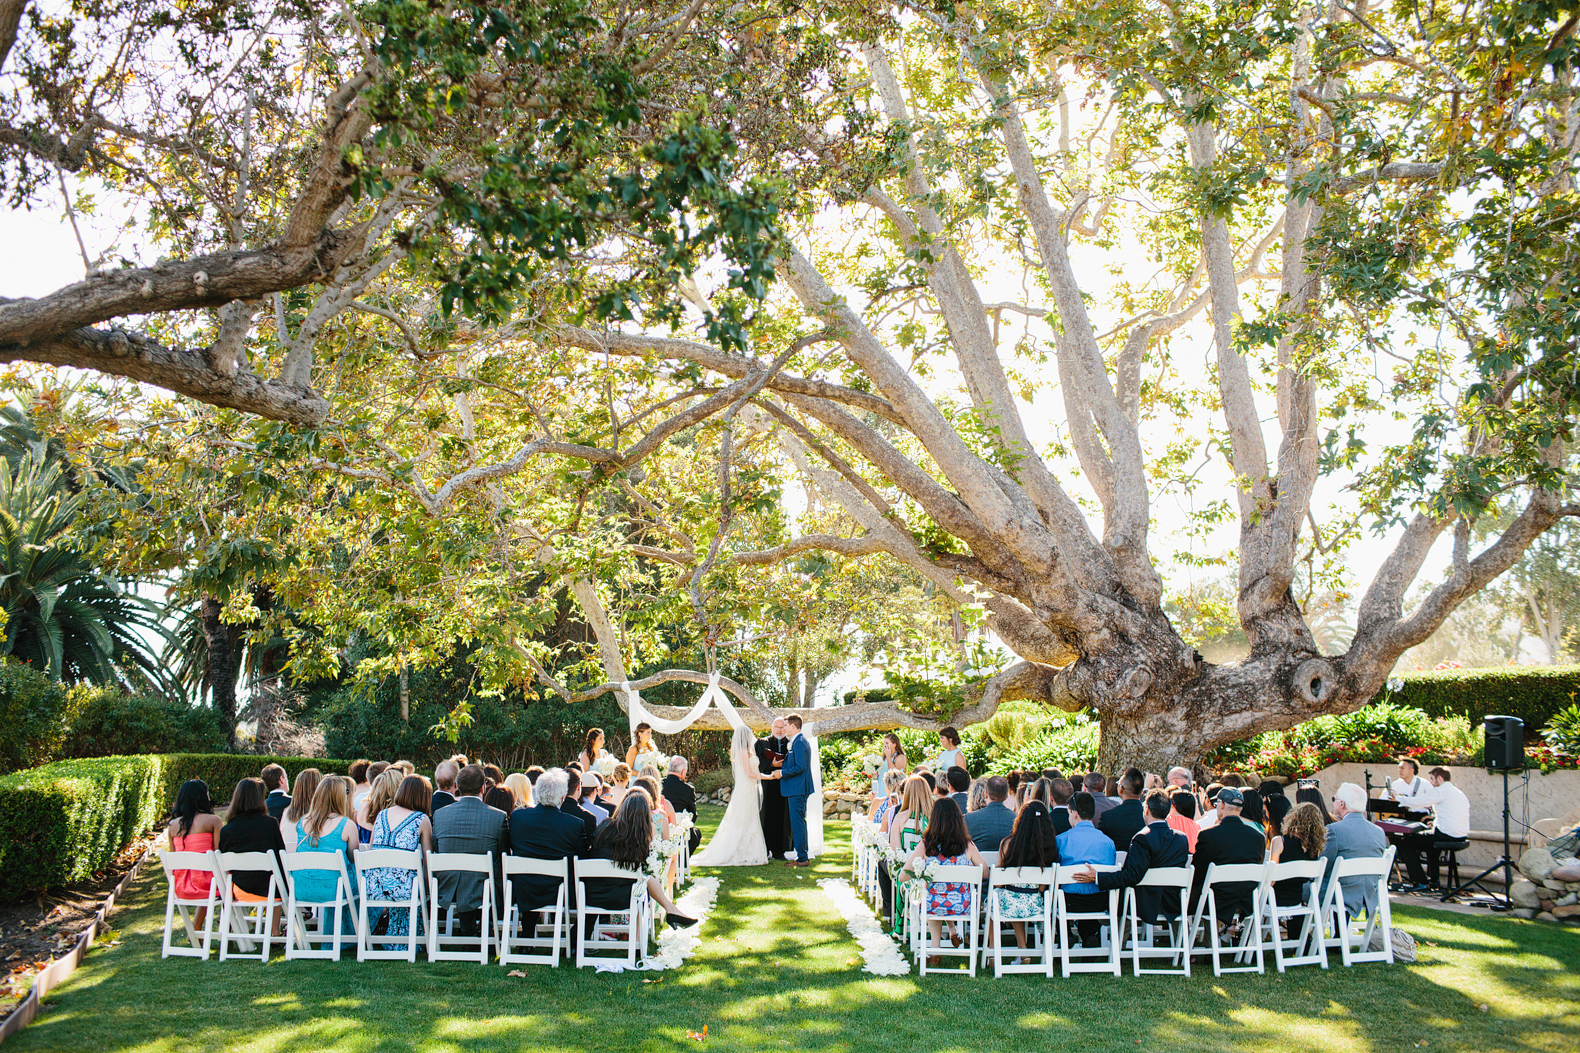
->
504;772;533;810
888;776;934;853
359;768;403;835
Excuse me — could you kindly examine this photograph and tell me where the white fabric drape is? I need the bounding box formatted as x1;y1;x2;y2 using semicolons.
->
619;673;822;860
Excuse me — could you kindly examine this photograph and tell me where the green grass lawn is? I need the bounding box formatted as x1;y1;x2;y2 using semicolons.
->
10;805;1578;1053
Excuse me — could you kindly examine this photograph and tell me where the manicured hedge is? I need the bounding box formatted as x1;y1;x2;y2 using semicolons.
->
1394;666;1580;736
0;753;349;902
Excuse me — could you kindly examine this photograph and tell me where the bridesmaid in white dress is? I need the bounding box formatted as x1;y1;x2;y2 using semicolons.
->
693;726;780;867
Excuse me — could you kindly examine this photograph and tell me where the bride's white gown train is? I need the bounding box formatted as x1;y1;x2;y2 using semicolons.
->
692;727;770;867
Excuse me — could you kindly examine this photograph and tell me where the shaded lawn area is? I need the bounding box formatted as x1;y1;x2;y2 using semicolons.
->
9;805;1578;1053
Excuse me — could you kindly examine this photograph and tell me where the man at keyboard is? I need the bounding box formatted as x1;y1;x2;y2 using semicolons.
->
1394;767;1471;891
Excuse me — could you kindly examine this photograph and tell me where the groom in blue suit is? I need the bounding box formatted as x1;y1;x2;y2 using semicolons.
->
780;714;812;867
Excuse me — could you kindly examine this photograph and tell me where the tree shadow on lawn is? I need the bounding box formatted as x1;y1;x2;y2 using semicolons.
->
9;855;1578;1053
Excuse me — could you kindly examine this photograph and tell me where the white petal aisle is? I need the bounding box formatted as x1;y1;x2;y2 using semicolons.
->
817;878;912;976
590;876;721;973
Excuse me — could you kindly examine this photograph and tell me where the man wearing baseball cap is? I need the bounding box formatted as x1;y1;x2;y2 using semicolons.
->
1187;786;1266;923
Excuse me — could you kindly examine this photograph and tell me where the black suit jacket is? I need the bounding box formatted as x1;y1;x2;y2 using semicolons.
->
1097;798;1145;850
265;791;290;821
1096;820;1190;922
508;806;590;909
561;798;598;842
663;773;697;820
1189;815;1266;920
756;736;787;775
1051;805;1072;836
432;790;457;813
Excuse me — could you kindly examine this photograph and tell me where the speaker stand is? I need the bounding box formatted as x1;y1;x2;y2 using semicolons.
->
1441;768;1514;911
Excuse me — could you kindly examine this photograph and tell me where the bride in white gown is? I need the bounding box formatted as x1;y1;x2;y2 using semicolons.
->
692;725;777;867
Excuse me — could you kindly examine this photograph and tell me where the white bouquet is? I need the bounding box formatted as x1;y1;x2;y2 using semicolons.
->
647;818;690;879
901;857;938;900
861;753;883;776
633;749;670;775
591;754;619;779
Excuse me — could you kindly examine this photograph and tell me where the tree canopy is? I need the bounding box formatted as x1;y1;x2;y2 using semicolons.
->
2;0;1578;767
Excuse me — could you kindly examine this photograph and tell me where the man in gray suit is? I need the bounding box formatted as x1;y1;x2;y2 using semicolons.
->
1320;782;1389;918
965;776;1015;852
431;763;509;936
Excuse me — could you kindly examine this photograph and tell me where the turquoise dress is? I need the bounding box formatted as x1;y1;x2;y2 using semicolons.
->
294;817;354;903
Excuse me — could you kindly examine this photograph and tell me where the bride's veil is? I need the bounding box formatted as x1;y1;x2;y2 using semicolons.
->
730;725;761;809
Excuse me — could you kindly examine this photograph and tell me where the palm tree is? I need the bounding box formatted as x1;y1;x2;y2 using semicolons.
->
0;455;168;689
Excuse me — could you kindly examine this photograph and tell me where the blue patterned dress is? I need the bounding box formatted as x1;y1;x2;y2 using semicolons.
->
367;809;425;938
925;853;975;916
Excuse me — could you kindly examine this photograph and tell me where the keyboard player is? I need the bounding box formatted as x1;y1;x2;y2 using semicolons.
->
1393;767;1471;891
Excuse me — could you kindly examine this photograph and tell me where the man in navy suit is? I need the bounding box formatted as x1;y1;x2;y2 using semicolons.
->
1097;768;1147;849
780;714;813;867
1074;793;1190;925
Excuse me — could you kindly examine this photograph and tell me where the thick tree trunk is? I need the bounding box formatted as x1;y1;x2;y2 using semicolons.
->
200;596;243;748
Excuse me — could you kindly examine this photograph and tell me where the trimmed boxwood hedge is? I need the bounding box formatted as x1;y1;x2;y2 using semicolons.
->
1394;666;1580;736
0;753;348;902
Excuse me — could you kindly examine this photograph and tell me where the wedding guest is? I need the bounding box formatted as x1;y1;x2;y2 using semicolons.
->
508;769;590;931
990;801;1059;959
1198;783;1224;829
1073;794;1189;930
965;776;1014;852
1144;773;1164;792
261;764;290;820
1241;787;1268;835
1271;801;1327;942
1083;773;1118;819
431;764;508;937
218;778;287;933
1055;792;1115;948
504;772;533;811
357;769;402;843
899;798;987;964
869;770;906;830
580;728;608;773
1006;771;1023;797
1042;769;1062;782
946;767;970;811
1295;785;1334;824
626;723;657;767
1049;778;1074;835
577;773;610;824
525;766;544;784
1167;766;1193;790
1097;768;1146;849
966;777;988;814
392;760;415;776
482;763;504;787
1024;778;1054;811
889;776;934;853
637;763;661;784
1188;787;1264;921
431;761;459;812
560;769;600;841
281;768;322;840
1106;776;1121;799
168;779;220;927
485;785;517;814
635;775;678;835
1260;780;1292;831
1320;782;1389;918
347;759;372;812
583;794;698;929
285;778;360;932
366;775;433;944
1221;773;1246;788
607;763;632;807
1167;791;1200;852
663;757;703;853
934;727;965;772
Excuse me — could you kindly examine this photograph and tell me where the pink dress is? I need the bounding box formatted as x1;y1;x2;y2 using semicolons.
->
170;829;215;899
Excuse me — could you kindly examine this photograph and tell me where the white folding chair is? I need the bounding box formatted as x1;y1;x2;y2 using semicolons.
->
281;851;361;960
1120;865;1193;976
575;860;650;969
159;850;220;960
500;857;571;967
1185;862;1267;976
978;851;1000;867
427;852;498;964
983;866;1055;977
214;851;290;962
355;848;426;962
1262;859;1329;971
1114;851;1127;869
1055;864;1121;976
916;864;984;976
1322;846;1397;966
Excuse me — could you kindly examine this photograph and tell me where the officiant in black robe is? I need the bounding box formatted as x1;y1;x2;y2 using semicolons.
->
756;725;791;859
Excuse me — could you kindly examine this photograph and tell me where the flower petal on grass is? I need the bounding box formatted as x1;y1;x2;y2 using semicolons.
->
816;878;911;976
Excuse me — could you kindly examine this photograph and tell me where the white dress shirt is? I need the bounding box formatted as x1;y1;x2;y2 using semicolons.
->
1389;775;1428;799
1396;780;1471;838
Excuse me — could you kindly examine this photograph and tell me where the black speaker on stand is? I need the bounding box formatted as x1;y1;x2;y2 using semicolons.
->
1442;715;1523;910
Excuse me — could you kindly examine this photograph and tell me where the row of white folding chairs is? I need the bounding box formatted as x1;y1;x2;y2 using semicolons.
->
887;846;1397;979
158;849;658;969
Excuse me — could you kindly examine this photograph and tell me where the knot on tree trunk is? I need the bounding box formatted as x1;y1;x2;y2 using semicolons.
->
1119;664;1153;700
1292;657;1335;705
